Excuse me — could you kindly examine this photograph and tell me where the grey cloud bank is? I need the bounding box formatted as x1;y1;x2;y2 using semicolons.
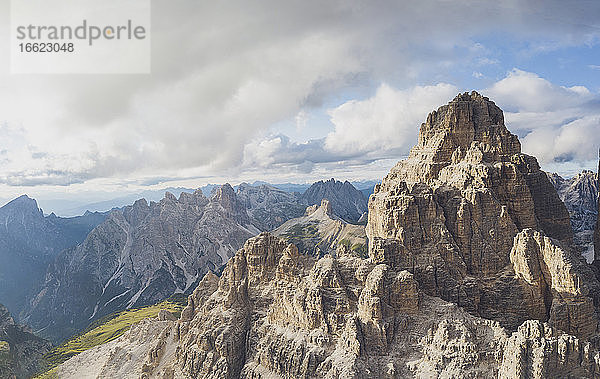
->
0;0;598;198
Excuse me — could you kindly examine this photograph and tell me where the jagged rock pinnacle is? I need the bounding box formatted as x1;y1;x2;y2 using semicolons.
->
369;91;585;335
418;91;520;160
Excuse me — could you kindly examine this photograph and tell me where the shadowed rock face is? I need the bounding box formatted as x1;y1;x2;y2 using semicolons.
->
300;179;368;223
51;93;600;379
549;170;598;263
236;183;305;230
0;195;106;317
0;303;52;379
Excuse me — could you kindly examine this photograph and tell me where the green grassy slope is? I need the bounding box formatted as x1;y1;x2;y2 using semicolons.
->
34;294;186;378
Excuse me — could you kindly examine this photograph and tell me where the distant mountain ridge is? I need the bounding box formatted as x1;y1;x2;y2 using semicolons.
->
300;178;368;223
549;170;598;262
3;178;373;344
23;185;260;343
0;195;106;316
236;183;305;230
35;187;196;217
24;180;379;218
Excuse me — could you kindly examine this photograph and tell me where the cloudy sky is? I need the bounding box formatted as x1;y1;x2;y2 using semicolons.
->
0;0;599;210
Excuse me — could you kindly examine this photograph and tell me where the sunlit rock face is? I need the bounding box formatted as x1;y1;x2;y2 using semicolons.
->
366;91;593;333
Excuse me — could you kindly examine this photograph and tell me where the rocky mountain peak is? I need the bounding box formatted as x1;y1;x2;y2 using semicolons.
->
212;183;236;207
47;94;600;379
177;189;207;205
0;195;107;321
305;198;333;217
369;92;585;336
164;191;177;201
24;182;260;343
132;198;149;209
2;194;42;216
300;178;367;223
403;91;521;182
387;92;571;243
212;183;251;225
553;170;598;221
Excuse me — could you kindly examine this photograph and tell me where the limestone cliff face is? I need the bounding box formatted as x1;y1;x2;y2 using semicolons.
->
52;93;600;378
58;232;600;378
498;320;600;379
510;229;598;338
367;91;589;334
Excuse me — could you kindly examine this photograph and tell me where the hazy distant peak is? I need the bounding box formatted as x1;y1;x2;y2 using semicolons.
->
3;194;40;211
300;178;367;223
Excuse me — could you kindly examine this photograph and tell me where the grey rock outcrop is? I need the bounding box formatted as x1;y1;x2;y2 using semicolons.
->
56;232;600;378
236;182;305;230
498;320;600;378
24;185;260;343
367;91;587;334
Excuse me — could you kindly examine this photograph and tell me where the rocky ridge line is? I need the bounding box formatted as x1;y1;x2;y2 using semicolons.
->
273;199;367;256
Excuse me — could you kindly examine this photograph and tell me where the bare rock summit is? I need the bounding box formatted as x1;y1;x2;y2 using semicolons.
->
368;91;589;334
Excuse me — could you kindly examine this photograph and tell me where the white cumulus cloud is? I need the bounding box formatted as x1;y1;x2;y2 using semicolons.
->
485;69;600;167
324;83;458;156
